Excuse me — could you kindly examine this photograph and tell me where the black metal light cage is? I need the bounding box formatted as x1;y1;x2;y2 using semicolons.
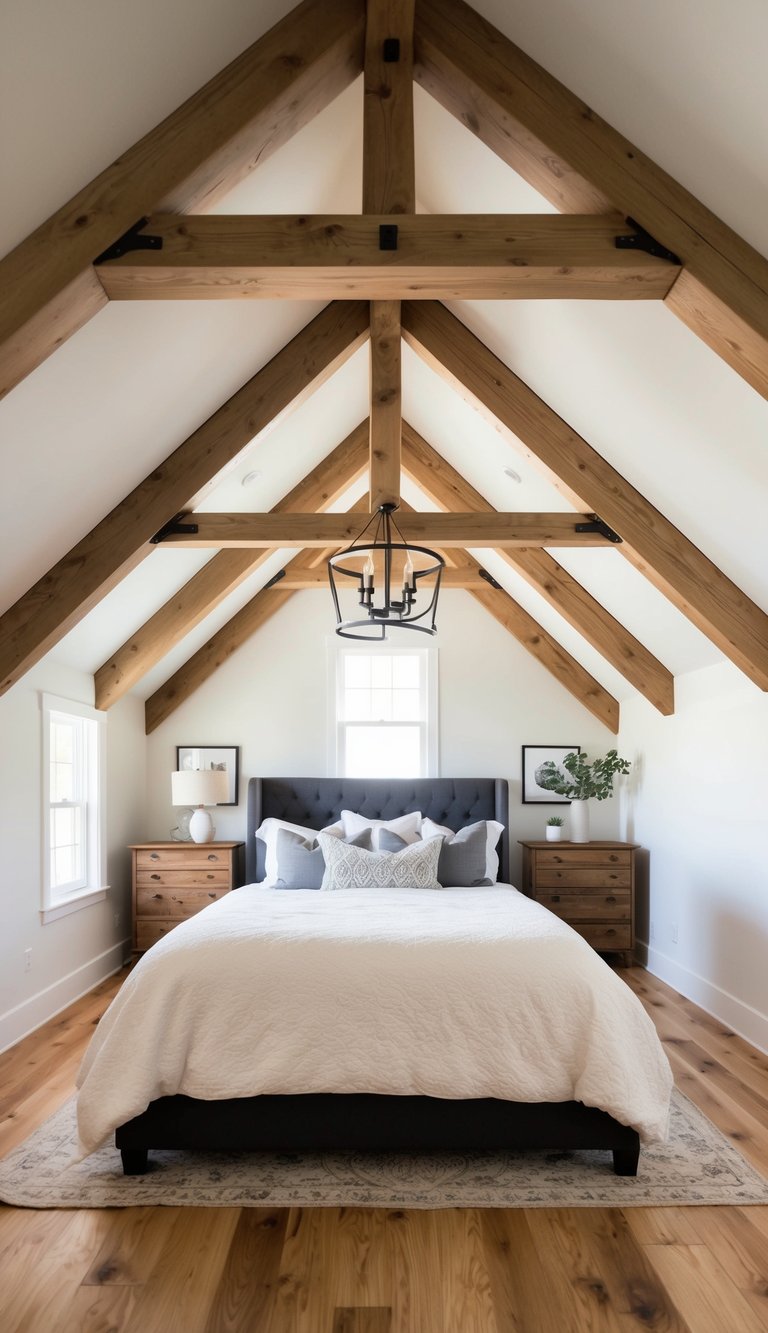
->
328;504;444;640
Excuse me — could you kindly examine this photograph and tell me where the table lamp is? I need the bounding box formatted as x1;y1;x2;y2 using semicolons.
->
171;768;229;843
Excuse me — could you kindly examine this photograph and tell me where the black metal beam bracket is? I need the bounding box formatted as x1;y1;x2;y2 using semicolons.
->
478;568;503;590
575;515;623;544
383;38;400;61
94;218;163;265
150;513;199;544
379;224;398;251
615;218;681;266
263;569;287;590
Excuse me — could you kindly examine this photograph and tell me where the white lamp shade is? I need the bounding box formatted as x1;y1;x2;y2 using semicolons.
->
171;768;229;808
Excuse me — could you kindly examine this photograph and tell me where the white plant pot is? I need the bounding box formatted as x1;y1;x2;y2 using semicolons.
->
545;826;562;841
569;798;590;843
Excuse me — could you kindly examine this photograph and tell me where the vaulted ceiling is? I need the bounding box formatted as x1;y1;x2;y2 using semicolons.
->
1;0;767;734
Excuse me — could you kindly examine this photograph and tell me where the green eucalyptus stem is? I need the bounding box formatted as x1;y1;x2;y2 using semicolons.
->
535;749;631;801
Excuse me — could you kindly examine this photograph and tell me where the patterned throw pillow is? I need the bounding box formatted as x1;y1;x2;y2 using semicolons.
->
317;831;443;891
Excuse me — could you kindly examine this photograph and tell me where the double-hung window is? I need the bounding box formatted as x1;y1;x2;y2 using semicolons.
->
331;645;437;778
41;694;107;921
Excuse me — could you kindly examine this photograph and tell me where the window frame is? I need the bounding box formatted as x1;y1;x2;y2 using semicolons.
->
41;693;108;922
327;640;438;778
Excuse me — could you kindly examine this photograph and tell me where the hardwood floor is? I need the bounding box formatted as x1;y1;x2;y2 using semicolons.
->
1;965;767;1332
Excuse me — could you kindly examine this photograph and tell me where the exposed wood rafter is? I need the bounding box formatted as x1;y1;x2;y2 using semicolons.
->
0;0;366;400
369;302;403;508
401;422;675;714
363;0;416;214
0;301;369;696
153;511;620;548
94;423;370;710
93;213;678;300
402;300;768;690
414;0;768;398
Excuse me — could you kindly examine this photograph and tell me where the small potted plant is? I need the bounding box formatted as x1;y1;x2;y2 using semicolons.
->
545;815;564;842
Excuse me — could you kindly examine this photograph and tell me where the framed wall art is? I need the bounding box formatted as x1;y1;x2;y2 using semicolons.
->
522;745;581;804
176;745;240;806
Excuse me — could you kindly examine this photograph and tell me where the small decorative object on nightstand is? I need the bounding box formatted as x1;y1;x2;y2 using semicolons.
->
519;839;638;965
130;841;244;952
545;816;564;842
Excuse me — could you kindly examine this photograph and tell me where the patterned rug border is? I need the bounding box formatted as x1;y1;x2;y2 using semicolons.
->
2;1088;767;1210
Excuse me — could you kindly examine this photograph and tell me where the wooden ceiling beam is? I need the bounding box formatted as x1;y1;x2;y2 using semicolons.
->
369;301;403;508
94;213;677;300
402;300;768;690
280;564;488;587
154;510;619;548
0;0;366;400
143;503;374;733
363;0;416;214
401;421;675;714
94;423;369;709
469;583;619;733
414;0;768;398
437;546;619;732
0;301;369;696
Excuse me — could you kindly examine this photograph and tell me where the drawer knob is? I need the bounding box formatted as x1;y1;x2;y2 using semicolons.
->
150;853;160;861
552;856;563;863
150;873;161;881
207;854;219;862
607;895;616;903
207;892;216;899
152;893;162;901
551;895;560;903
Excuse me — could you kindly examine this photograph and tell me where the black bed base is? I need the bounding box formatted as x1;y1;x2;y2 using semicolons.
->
115;1093;640;1177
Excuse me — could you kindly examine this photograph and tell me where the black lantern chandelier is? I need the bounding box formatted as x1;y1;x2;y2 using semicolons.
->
328;503;444;640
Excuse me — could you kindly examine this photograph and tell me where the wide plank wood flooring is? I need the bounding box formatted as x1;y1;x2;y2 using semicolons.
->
1;965;767;1332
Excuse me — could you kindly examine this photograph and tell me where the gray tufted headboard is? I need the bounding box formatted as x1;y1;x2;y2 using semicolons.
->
246;777;509;885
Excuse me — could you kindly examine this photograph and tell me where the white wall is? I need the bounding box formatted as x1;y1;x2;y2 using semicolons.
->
145;589;622;887
0;659;146;1051
619;663;768;1053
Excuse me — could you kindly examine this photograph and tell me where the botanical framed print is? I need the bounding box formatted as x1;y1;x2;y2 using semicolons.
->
522;745;581;804
176;745;240;806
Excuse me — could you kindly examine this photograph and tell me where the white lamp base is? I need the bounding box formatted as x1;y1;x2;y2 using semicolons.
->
189;807;215;843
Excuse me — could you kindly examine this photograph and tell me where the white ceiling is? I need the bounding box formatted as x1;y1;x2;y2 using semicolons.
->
2;0;767;711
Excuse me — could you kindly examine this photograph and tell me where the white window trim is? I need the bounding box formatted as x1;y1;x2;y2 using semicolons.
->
41;693;108;923
326;638;438;777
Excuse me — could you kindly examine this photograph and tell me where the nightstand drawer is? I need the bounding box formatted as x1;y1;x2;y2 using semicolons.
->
537;892;630;921
573;923;632;951
136;847;232;871
536;848;632;869
136;869;231;889
536;867;631;890
136;920;181;950
136;886;229;917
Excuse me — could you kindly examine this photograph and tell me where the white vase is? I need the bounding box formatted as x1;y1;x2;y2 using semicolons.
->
569;799;590;843
545;826;562;841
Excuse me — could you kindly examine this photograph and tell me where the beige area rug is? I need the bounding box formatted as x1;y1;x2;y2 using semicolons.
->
2;1090;767;1210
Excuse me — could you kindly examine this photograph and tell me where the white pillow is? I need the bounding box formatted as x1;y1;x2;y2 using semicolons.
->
255;817;343;885
318;831;442;891
421;817;505;882
340;809;422;848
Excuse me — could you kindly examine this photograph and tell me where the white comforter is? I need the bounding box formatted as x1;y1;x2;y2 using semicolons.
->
76;884;672;1154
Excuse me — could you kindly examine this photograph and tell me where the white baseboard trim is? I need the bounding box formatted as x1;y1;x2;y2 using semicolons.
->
637;939;768;1055
0;939;130;1056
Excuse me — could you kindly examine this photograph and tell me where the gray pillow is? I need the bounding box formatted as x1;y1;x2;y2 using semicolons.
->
379;823;492;888
274;828;371;889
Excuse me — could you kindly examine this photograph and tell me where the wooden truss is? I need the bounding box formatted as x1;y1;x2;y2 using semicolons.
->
1;0;767;732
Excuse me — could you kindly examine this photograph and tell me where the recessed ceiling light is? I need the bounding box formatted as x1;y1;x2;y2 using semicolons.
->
241;469;262;488
503;466;523;484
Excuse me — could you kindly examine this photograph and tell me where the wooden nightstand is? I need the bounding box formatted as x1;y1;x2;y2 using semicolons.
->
130;841;244;952
518;840;638;964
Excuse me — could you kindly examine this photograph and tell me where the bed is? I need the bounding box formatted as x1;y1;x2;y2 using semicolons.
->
77;777;672;1176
